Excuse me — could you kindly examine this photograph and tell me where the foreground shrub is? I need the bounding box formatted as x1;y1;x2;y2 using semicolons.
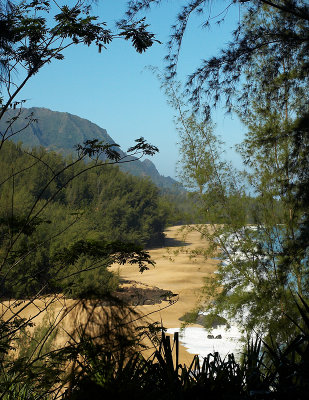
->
1;296;309;399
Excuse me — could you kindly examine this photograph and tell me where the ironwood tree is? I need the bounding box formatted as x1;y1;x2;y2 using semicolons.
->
143;0;309;341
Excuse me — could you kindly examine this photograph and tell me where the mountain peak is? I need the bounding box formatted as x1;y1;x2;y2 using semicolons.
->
141;159;160;176
1;107;180;191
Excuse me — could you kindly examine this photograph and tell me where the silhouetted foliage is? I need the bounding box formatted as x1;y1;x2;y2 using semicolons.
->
125;0;309;112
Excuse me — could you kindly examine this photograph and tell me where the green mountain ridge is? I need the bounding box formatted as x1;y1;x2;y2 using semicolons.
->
1;107;180;190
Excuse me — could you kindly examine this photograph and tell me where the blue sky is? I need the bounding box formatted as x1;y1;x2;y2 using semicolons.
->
17;0;246;179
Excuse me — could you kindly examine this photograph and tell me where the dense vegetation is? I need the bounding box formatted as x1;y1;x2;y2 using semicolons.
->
0;140;181;299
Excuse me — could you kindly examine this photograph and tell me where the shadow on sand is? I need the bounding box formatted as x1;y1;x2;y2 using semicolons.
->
164;236;191;248
147;235;191;250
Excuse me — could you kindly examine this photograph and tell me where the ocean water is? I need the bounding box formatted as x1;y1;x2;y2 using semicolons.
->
220;225;285;265
167;325;244;361
169;226;297;362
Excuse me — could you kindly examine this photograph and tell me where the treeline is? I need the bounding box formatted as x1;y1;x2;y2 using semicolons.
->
0;141;184;299
0;141;267;300
179;191;279;226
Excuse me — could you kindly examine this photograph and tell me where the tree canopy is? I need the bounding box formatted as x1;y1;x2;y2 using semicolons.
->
142;0;309;341
0;140;185;298
125;0;309;112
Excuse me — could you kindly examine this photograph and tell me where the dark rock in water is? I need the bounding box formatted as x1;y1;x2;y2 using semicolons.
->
215;334;222;339
207;334;214;339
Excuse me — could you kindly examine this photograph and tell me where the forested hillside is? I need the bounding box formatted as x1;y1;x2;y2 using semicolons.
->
1;107;180;190
0;141;181;299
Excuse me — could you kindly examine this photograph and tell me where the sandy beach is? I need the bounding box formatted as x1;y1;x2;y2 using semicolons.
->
2;225;218;365
111;225;217;327
110;225;218;363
